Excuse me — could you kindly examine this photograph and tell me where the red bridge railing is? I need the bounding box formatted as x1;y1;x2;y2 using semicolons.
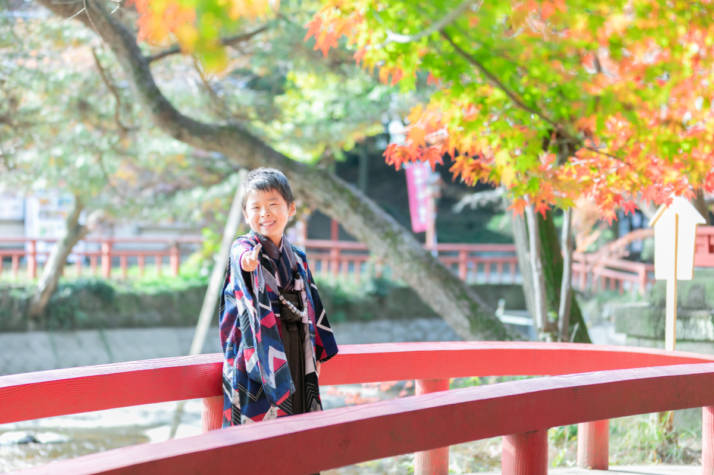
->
3;342;714;474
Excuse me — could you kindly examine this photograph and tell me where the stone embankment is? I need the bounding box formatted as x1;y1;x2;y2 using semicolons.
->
0;317;461;376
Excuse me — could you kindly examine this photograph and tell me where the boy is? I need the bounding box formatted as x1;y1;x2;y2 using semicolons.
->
219;168;338;426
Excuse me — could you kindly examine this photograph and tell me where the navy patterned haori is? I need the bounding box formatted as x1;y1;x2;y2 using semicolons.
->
219;231;338;425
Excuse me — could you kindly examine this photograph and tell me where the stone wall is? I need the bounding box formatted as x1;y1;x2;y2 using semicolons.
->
0;281;206;332
0;281;525;331
0;281;524;375
0;317;464;376
613;269;714;353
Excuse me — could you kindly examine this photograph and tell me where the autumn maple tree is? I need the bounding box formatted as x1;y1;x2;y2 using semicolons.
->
307;0;714;220
129;0;281;72
296;0;714;339
128;0;714;214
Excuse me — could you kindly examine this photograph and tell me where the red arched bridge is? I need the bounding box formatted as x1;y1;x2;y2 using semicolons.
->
3;342;714;474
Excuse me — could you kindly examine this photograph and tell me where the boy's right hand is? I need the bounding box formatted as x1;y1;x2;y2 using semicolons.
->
240;243;262;272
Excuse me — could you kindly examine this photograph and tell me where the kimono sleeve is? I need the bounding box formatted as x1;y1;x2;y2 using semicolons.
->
218;240;251;355
226;239;266;382
218;272;239;355
304;257;339;362
230;237;291;405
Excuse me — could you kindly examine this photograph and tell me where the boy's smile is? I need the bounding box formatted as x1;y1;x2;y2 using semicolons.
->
243;188;296;246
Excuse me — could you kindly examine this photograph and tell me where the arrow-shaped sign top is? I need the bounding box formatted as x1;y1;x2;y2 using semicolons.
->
650;196;706;281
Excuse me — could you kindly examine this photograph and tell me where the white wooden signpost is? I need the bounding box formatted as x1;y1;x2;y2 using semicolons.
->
650;196;705;351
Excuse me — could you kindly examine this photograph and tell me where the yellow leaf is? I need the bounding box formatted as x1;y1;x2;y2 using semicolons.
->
495;150;514;186
510;7;528;30
202;47;229;73
176;24;199;52
407;104;424;125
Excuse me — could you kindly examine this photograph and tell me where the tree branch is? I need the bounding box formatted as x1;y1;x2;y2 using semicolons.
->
378;0;479;46
440;29;559;129
192;57;252;122
440;29;629;165
146;25;270;63
91;47;136;134
94;151;128;201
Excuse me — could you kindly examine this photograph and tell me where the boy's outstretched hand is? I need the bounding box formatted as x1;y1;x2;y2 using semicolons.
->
240;243;262;272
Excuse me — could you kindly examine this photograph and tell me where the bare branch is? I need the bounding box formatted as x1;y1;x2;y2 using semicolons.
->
91;47;136;134
440;29;630;165
380;0;479;46
192;57;252;122
440;29;559;129
146;25;270;63
94;152;129;201
454;187;506;212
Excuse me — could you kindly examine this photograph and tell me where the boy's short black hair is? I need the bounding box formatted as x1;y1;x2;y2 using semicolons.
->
241;168;295;209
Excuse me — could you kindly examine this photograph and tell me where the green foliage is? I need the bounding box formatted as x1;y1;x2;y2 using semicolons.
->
549;424;578;468
363;274;397;298
112;267;209;293
129;0;416;164
610;413;700;465
306;0;714;218
44;278;116;329
317;279;354;323
0;270;209;330
0;9;244;243
2;1;418;244
450;376;481;389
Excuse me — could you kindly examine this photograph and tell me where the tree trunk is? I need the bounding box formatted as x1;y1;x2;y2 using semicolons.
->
39;0;513;341
188;175;245;357
557;208;573;342
513;209;591;343
27;195;89;322
538;210;591;343
357;148;369;192
170;172;246;439
525;204;550;337
694;189;711;225
512;212;536;323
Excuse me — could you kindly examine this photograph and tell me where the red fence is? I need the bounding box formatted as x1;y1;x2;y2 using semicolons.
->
696;226;714;266
306;239;656;295
12;226;714;294
4;342;714;474
306;239;521;283
0;236;203;280
0;235;655;294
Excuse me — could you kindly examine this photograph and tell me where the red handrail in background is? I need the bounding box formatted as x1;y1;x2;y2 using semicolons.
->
0;235;658;295
6;226;714;294
0;236;203;280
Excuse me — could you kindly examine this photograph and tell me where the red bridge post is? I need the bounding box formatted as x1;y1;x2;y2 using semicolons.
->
576;419;609;469
703;406;714;474
101;240;112;278
202;395;224;432
502;429;548;475
414;378;450;475
27;239;37;279
170;242;180;276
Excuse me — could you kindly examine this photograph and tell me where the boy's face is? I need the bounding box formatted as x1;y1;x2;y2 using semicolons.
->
243;188;296;246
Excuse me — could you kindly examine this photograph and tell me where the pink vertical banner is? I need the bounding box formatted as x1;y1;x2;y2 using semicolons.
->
405;162;433;233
